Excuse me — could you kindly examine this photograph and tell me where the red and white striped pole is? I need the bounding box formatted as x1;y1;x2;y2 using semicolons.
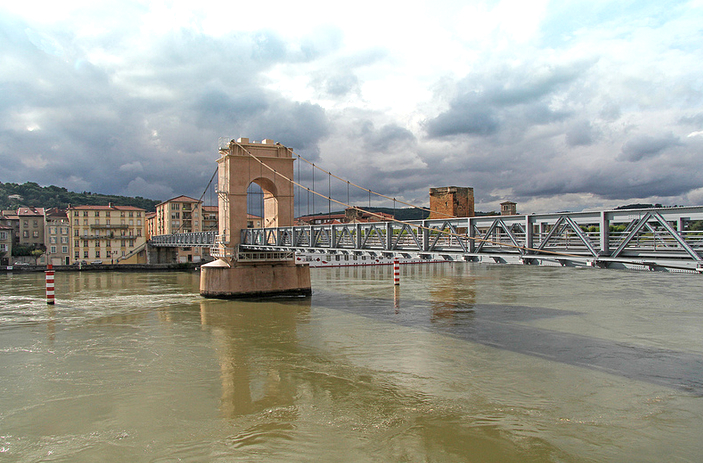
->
393;257;400;286
45;264;55;305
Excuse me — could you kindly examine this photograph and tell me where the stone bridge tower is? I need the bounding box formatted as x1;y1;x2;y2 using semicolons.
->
215;138;295;251
200;138;311;298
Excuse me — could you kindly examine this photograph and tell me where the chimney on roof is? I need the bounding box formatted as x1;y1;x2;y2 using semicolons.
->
108;202;114;208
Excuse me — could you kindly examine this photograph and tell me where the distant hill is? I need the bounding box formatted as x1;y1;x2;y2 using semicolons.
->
301;206;499;221
0;181;161;212
615;203;664;210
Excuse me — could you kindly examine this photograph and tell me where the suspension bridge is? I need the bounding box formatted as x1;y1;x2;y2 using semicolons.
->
150;138;703;277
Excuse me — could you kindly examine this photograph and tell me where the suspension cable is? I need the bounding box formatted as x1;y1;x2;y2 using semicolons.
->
227;140;584;258
293;150;456;219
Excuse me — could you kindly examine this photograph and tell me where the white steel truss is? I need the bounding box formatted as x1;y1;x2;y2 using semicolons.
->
150;206;703;272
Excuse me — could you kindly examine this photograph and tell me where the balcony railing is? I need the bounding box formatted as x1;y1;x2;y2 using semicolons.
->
90;224;129;229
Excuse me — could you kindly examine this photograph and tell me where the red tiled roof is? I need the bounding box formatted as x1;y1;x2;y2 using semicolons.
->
157;195;201;206
67;205;146;211
17;207;45;216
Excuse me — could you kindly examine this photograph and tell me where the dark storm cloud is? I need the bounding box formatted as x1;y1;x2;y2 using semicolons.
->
360;122;416;153
565;120;595;146
247;100;329;158
425;104;500;138
0;13;333;201
619;133;680;162
425;61;589;140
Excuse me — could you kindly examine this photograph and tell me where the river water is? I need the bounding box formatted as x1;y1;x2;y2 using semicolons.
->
1;264;702;462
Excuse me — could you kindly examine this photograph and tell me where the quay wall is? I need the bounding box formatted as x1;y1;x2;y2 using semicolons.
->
1;263;202;273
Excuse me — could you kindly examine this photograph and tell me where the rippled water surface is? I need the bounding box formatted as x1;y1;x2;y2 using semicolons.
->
1;264;702;462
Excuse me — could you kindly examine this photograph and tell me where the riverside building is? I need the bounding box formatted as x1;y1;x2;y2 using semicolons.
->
67;204;147;264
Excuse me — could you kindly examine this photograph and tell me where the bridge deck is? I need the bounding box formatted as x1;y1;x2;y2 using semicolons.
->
150;206;703;272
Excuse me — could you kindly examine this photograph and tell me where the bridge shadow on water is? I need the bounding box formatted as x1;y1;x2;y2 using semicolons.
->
311;289;703;396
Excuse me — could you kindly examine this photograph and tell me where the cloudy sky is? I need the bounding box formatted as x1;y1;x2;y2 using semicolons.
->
1;0;703;214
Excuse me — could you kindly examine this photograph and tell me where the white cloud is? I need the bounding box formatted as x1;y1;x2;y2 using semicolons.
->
1;0;703;211
119;161;144;173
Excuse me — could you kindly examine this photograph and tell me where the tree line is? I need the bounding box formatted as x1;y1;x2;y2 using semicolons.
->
0;182;160;211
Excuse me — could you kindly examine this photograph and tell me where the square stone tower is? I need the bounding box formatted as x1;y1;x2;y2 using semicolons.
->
429;187;475;219
500;201;517;215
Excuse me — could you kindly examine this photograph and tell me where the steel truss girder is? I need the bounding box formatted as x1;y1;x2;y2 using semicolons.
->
536;216;598;257
427;221;467;253
610;211;702;261
474;217;522;255
152;205;703;269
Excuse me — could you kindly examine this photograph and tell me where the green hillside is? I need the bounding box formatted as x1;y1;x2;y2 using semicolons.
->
0;181;160;212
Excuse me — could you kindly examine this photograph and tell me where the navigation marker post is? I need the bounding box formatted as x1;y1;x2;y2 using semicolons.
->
45;264;55;305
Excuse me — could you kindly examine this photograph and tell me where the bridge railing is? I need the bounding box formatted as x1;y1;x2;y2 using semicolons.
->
148;206;703;269
149;231;217;247
240;206;703;265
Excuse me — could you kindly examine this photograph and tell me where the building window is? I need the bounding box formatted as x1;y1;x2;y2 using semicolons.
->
95;240;100;247
62;246;68;253
0;232;5;240
50;246;57;253
129;212;134;218
84;251;89;258
106;211;111;217
83;211;88;217
95;211;100;217
50;237;57;244
83;240;88;247
83;219;88;226
75;240;80;248
33;220;38;228
75;251;80;259
95;251;100;258
33;231;39;238
74;211;79;217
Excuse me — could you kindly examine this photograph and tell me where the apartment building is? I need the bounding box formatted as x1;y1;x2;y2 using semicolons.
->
17;207;45;248
44;208;71;266
202;205;218;232
67;204;147;264
0;223;12;265
145;211;156;239
155;195;205;263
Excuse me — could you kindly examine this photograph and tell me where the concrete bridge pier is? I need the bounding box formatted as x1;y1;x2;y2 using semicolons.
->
200;138;311;299
200;258;311;298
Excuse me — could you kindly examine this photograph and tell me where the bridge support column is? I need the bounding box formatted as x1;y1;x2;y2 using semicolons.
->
200;138;311;299
200;259;311;299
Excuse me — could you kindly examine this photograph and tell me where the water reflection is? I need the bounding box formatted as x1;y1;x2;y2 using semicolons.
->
314;281;703;396
428;267;477;325
200;298;310;418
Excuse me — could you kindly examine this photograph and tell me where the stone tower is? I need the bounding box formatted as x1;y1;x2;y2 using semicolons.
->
429;187;475;219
